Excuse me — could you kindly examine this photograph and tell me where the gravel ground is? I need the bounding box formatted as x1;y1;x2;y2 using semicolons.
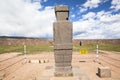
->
0;51;119;80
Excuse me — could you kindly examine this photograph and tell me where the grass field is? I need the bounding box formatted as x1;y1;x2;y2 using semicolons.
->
73;43;120;53
0;43;120;54
0;44;53;54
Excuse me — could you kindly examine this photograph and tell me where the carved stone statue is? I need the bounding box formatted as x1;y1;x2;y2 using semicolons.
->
53;6;73;76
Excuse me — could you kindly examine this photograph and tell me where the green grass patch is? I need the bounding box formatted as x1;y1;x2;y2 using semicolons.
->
26;45;53;54
73;44;96;52
0;45;53;54
0;45;23;54
0;43;120;54
73;43;120;52
98;43;120;52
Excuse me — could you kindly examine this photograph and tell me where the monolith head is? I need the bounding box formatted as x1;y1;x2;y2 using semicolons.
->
55;6;69;21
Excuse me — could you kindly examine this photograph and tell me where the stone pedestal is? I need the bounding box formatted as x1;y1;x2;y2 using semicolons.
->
98;67;111;78
53;6;73;76
37;67;89;80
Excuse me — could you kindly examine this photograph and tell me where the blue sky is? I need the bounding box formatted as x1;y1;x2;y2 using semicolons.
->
0;0;120;39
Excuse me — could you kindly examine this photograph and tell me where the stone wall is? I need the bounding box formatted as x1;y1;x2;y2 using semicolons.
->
0;38;120;45
73;39;120;45
0;38;50;45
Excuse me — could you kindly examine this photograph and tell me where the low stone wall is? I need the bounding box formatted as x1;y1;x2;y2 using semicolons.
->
0;38;51;45
73;39;120;45
0;38;120;45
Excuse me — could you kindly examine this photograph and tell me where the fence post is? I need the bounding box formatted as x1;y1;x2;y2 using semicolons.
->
96;44;99;63
24;44;27;63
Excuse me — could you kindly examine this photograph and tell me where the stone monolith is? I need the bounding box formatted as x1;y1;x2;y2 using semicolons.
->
53;6;73;76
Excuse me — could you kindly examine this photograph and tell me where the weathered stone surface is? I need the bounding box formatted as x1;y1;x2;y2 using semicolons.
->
55;6;69;12
55;63;64;67
50;76;80;80
44;59;49;63
0;72;5;80
55;6;69;21
53;6;73;76
98;67;111;78
64;56;72;62
29;59;49;63
54;66;73;77
53;21;72;44
55;12;69;21
54;50;72;55
54;44;72;49
29;60;39;63
54;56;64;63
40;60;45;63
54;50;72;63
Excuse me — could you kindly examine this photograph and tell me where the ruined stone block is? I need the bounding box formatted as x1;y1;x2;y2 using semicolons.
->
98;67;111;78
44;59;49;63
29;60;39;63
40;60;45;63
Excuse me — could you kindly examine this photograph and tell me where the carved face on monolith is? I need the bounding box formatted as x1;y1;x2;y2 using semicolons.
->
53;6;73;76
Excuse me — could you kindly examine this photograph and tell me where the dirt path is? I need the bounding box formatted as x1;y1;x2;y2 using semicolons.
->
98;51;120;80
0;51;119;80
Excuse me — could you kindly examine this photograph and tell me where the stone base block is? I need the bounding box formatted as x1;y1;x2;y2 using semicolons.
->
50;76;80;80
37;67;89;80
54;72;73;77
54;66;73;77
29;60;40;63
29;59;49;63
44;59;49;63
0;72;5;80
40;60;45;63
98;67;111;78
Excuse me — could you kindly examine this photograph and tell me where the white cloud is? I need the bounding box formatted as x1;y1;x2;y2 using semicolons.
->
31;0;48;3
79;0;103;13
71;14;75;18
0;0;120;39
110;0;120;11
83;0;101;9
82;12;96;19
79;7;88;13
100;14;120;24
73;11;120;39
0;0;55;38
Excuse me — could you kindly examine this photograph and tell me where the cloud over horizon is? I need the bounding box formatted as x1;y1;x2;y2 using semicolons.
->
0;0;55;38
0;0;120;39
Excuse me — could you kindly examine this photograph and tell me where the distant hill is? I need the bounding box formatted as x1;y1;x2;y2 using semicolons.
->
0;36;45;39
0;36;120;45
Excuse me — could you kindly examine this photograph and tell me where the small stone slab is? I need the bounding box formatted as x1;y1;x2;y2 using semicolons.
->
44;59;49;63
98;67;111;78
50;76;80;80
0;72;5;80
29;59;49;64
40;60;45;63
29;60;40;63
